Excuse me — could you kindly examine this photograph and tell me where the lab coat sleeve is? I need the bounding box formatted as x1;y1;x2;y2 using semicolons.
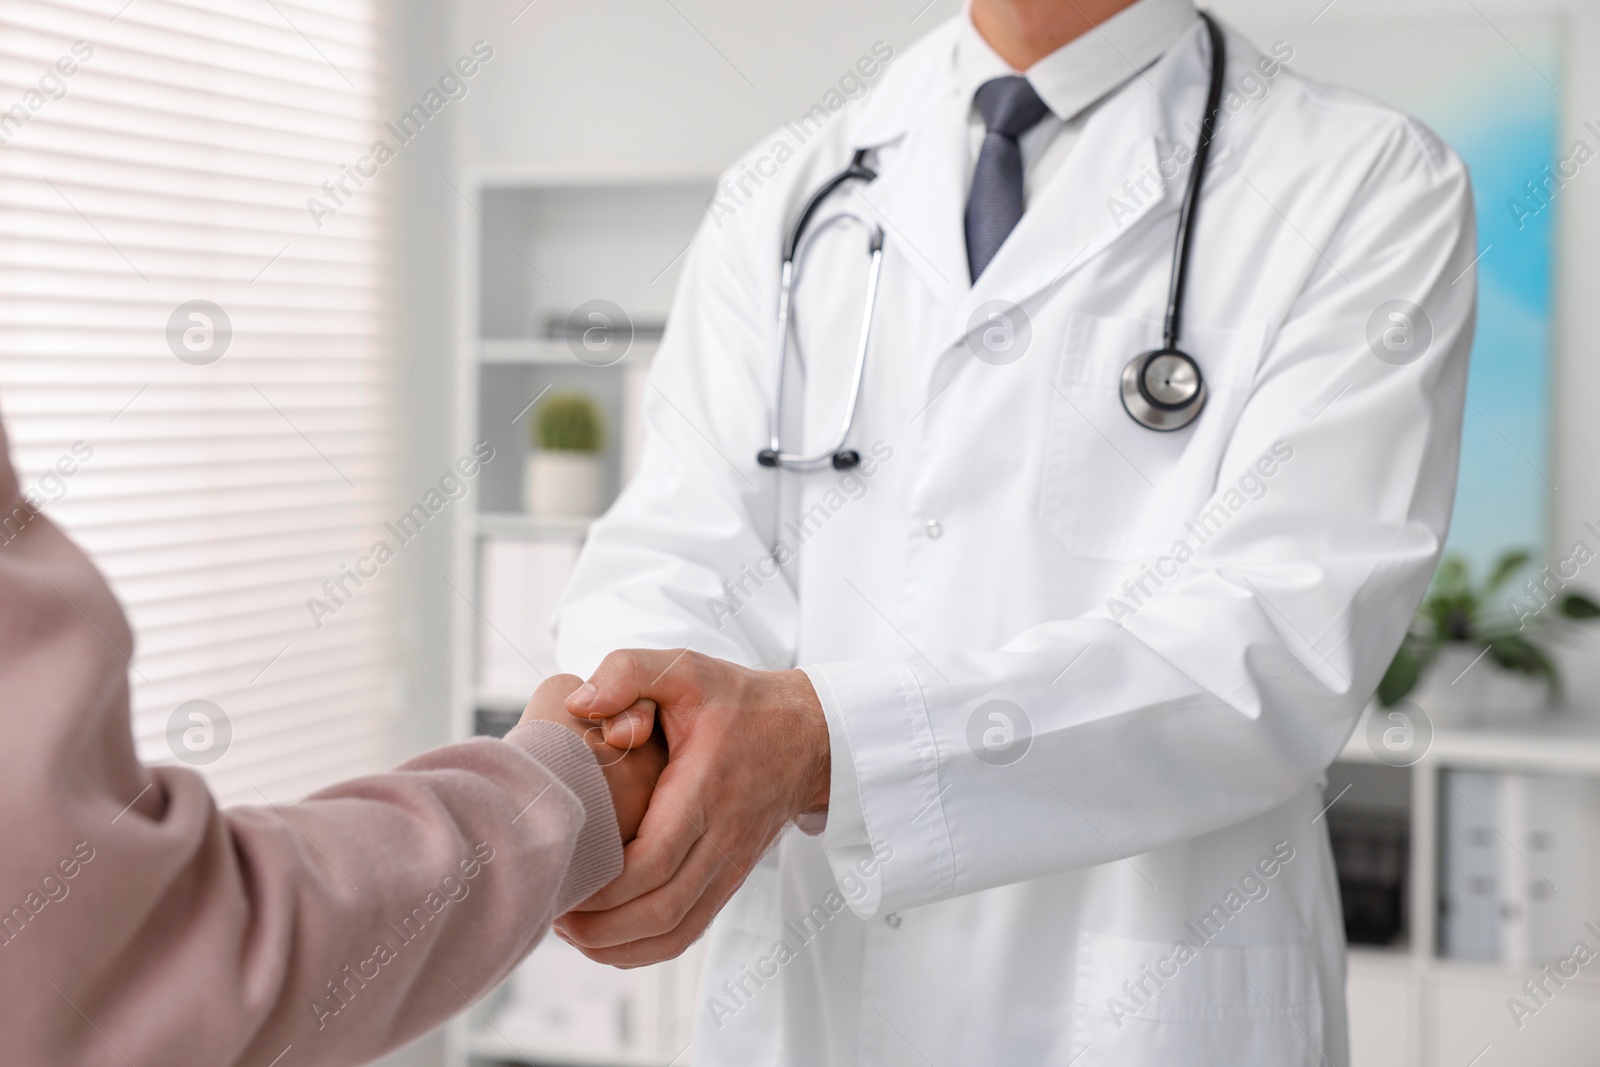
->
555;206;796;678
807;124;1477;914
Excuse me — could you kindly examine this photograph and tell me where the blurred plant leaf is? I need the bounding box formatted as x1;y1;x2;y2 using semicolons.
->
1378;637;1431;707
1560;593;1600;620
1483;549;1532;597
1432;556;1470;600
1381;552;1600;708
535;392;604;452
1486;633;1558;693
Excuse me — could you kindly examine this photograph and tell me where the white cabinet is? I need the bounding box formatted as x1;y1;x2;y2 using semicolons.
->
1429;962;1600;1067
1347;951;1417;1067
1335;711;1600;1067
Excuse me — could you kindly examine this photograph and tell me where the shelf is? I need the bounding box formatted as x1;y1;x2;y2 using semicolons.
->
478;512;593;541
482;339;656;367
1339;705;1600;774
465;1029;686;1067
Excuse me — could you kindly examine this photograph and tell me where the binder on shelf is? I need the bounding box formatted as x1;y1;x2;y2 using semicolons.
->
623;359;650;485
1440;769;1600;966
1440;769;1501;962
477;536;581;698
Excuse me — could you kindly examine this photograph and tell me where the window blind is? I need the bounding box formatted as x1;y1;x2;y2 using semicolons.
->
0;0;397;806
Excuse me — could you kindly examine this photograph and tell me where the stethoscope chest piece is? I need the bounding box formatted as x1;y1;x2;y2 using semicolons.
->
1120;348;1206;432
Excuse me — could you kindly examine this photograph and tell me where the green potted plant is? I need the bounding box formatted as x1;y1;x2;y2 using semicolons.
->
1378;549;1600;725
524;391;605;517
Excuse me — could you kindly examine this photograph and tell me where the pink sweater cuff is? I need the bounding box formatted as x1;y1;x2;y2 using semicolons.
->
503;721;624;912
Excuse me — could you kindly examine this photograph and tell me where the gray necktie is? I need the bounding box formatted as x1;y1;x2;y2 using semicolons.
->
965;76;1051;282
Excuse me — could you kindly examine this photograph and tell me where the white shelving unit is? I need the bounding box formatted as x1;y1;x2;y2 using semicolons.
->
445;166;717;1067
1333;708;1600;1067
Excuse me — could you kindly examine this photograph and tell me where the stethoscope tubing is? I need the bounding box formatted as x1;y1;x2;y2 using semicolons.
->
762;212;884;471
1161;12;1227;353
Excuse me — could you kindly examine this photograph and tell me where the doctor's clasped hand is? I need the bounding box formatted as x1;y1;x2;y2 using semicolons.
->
554;650;830;966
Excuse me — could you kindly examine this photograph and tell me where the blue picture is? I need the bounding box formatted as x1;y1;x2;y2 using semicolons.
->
1273;16;1560;575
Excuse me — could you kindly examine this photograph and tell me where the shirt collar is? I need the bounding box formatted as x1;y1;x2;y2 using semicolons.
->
954;0;1199;122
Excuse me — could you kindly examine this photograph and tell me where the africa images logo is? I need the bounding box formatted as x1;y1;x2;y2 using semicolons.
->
166;699;232;766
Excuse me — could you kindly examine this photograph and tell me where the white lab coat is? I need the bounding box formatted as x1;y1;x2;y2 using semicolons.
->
555;14;1475;1067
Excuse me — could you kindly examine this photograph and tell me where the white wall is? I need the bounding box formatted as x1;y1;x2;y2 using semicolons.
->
455;0;962;175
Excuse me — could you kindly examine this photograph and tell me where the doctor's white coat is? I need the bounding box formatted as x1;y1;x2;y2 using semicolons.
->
555;14;1476;1067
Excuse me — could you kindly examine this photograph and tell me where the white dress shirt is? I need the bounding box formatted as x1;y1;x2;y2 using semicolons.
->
956;0;1200;202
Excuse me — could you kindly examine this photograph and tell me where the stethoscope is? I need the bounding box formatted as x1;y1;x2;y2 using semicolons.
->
758;13;1228;472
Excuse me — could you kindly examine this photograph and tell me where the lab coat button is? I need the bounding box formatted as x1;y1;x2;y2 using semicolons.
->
884;912;902;928
924;520;942;540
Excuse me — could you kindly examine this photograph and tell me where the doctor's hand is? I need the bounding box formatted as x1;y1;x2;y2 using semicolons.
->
517;674;666;843
552;650;830;967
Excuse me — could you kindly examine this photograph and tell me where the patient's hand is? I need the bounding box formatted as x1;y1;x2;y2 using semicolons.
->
518;674;665;842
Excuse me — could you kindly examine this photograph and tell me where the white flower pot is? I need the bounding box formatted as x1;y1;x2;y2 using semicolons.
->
524;451;603;517
1409;643;1550;728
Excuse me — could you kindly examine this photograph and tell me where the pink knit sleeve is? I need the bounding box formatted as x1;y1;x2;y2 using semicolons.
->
0;420;622;1067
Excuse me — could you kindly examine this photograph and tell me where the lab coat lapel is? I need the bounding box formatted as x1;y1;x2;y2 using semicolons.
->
848;78;970;312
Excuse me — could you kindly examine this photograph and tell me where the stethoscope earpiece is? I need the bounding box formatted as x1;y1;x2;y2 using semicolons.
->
1121;348;1206;432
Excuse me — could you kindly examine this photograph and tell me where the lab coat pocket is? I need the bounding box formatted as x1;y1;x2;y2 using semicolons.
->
1041;314;1267;561
1070;931;1325;1067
